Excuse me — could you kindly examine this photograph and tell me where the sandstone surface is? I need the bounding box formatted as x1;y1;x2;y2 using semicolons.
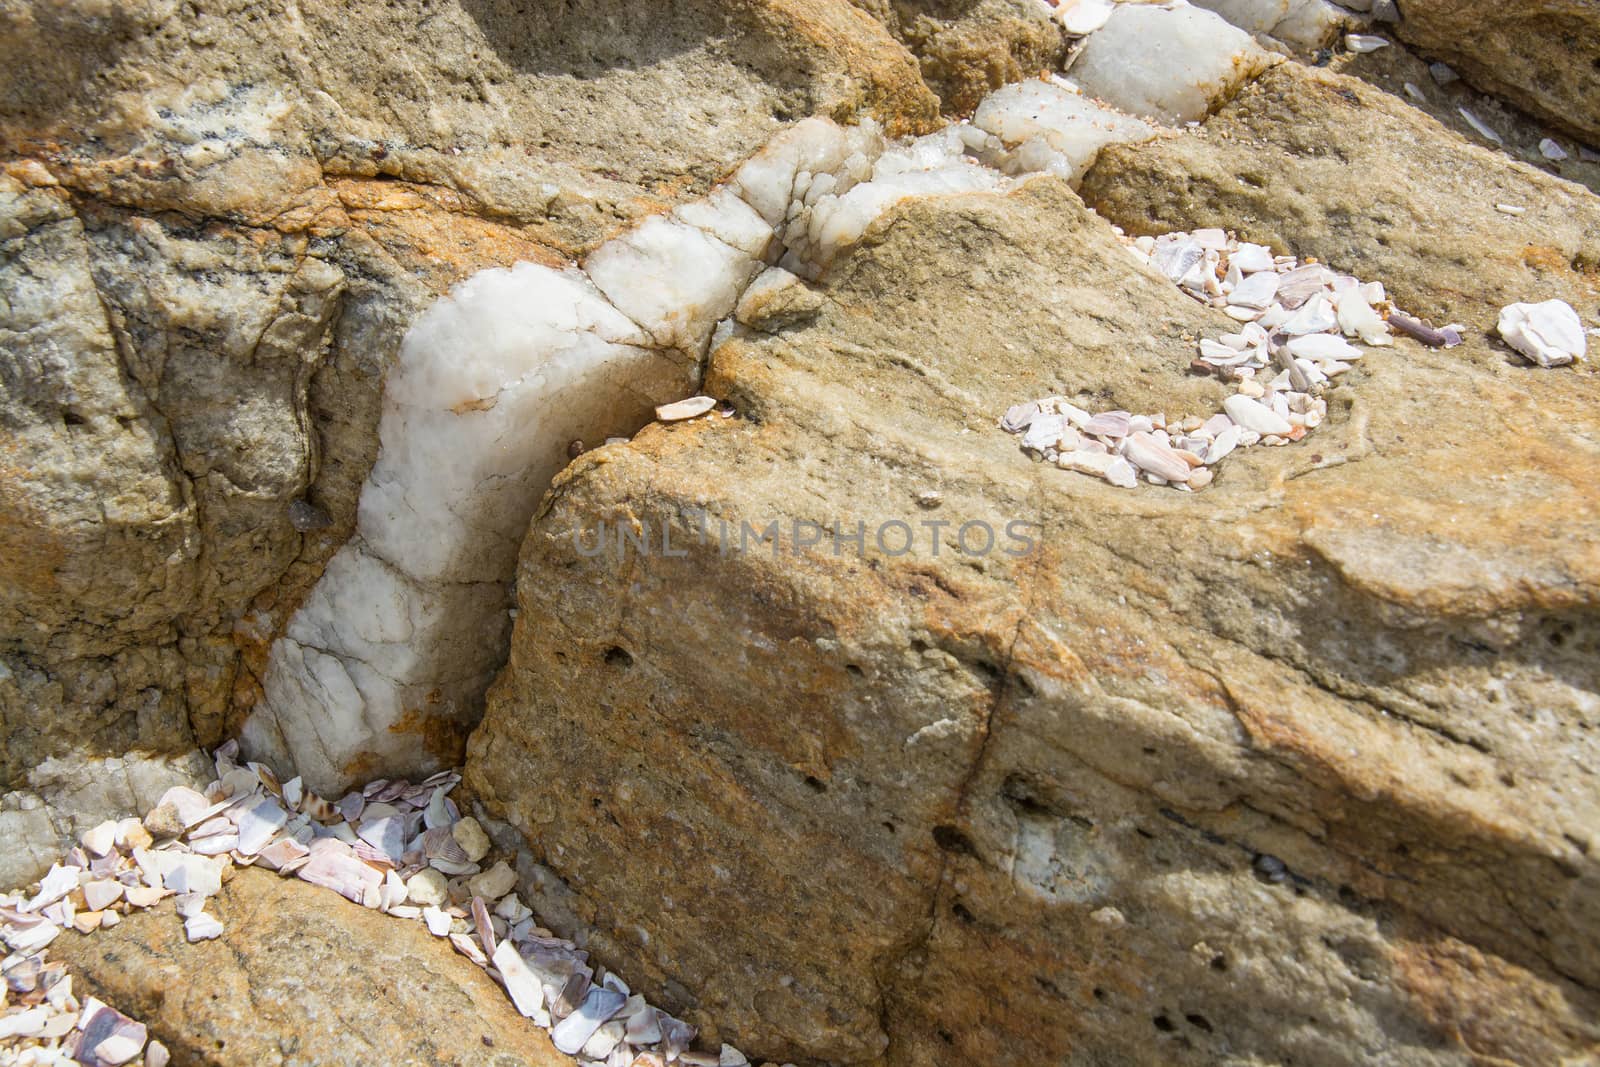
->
53;866;571;1066
1389;0;1600;145
1328;36;1600;198
1081;63;1600;329
849;0;1069;114
5;2;1600;1065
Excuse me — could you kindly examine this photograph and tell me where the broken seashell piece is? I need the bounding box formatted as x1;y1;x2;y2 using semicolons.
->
1497;300;1586;367
655;396;717;422
493;940;552;1026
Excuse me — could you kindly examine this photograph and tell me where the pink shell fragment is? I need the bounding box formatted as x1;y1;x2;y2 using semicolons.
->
296;842;383;905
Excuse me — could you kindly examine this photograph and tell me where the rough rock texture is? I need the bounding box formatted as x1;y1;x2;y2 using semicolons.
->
1390;0;1600;145
468;108;1600;1067
53;867;569;1066
1329;37;1600;198
1081;63;1600;330
849;0;1070;114
0;0;962;880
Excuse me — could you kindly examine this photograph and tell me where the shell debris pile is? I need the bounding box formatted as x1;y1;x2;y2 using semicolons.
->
1;743;764;1067
1001;226;1466;489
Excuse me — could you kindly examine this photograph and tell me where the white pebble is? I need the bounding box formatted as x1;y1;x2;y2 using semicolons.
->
468;860;517;901
1458;108;1504;145
1223;395;1293;436
451;817;492;862
655;396;717;422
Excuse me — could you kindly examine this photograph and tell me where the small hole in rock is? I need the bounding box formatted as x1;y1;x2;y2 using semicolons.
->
804;775;826;793
603;646;633;668
1186;1013;1213;1033
1153;1015;1176;1033
845;663;863;677
1209;955;1228;972
951;901;975;924
932;825;977;855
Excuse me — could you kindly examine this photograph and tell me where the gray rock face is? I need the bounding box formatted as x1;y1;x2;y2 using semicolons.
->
0;167;405;883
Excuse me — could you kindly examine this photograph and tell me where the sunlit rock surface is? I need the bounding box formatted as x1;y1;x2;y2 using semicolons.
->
0;0;969;863
973;78;1158;185
466;58;1600;1067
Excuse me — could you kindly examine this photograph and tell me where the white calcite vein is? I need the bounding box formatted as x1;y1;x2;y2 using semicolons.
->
1067;2;1276;125
241;267;690;792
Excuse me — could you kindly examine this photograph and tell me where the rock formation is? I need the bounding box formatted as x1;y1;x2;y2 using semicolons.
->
0;0;971;879
4;0;1600;1064
467;140;1600;1061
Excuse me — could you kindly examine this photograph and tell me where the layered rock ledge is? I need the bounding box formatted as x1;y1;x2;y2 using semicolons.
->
466;69;1600;1067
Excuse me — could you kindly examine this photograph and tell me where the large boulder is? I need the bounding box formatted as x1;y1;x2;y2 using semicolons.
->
1390;0;1600;146
53;867;572;1066
466;97;1600;1067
